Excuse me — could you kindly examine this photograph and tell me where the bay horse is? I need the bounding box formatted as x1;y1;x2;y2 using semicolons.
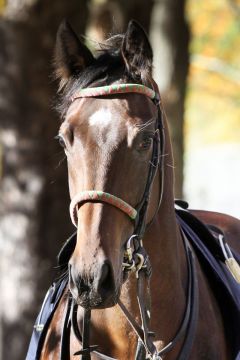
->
29;20;240;360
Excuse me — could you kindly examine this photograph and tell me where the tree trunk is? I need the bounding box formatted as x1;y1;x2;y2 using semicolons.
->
116;0;154;32
0;2;89;359
150;0;190;198
86;0;153;43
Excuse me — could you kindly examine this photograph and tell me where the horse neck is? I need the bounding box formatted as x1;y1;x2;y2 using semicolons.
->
148;107;184;275
79;110;187;358
121;110;187;342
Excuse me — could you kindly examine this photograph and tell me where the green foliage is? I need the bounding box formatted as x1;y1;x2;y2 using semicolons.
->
187;0;240;64
186;0;240;148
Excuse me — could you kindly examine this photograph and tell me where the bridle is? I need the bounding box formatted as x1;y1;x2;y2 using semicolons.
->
69;82;164;235
66;83;198;360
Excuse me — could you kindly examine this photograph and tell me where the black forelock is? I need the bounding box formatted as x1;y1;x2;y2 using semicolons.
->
55;34;144;118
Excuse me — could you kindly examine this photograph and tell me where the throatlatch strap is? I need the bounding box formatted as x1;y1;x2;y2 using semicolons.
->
71;83;156;102
70;190;138;227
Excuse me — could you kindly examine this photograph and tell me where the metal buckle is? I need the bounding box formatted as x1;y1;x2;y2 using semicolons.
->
122;234;149;278
34;324;44;332
219;234;240;283
123;235;139;272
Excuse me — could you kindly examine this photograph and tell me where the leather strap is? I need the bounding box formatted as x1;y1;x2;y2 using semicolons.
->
137;272;156;356
121;233;199;360
178;239;199;360
81;309;91;360
60;296;72;360
71;303;115;360
135;340;146;360
71;83;156;102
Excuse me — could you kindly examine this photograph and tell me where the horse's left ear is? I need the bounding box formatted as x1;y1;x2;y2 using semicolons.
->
121;20;153;81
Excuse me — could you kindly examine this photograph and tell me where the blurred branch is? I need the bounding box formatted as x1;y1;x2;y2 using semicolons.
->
0;143;2;180
191;54;240;85
227;0;240;16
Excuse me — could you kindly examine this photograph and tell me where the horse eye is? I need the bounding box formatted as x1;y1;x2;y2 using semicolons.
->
138;137;153;151
55;134;66;148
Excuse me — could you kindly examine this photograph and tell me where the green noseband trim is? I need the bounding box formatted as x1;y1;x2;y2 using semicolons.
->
70;190;138;228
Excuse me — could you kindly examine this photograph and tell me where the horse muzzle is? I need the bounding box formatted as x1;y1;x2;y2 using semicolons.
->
69;261;118;309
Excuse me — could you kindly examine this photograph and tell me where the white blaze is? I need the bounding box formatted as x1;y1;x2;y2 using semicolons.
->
89;108;112;128
89;108;119;147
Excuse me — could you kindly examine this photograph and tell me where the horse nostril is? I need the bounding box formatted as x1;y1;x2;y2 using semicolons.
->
69;261;115;307
97;261;114;294
69;265;90;295
78;277;90;293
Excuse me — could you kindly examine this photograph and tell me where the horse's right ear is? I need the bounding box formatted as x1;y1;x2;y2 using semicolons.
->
54;20;95;89
121;20;153;82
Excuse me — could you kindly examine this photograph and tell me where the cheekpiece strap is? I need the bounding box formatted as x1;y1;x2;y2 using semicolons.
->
69;82;158;228
71;83;156;102
70;190;138;228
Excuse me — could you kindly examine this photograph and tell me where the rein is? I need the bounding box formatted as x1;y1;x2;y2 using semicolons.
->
67;83;198;360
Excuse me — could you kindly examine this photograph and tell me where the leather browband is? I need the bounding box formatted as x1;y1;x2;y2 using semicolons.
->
71;83;157;102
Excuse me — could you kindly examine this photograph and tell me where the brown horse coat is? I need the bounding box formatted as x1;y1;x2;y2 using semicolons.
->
38;20;240;360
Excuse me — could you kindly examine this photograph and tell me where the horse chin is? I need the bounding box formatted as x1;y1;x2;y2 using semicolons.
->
69;286;120;309
75;291;119;309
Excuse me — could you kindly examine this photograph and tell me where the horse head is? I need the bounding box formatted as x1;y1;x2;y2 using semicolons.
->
54;20;163;309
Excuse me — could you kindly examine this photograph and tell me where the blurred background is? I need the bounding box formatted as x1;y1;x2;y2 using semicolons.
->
0;0;239;359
